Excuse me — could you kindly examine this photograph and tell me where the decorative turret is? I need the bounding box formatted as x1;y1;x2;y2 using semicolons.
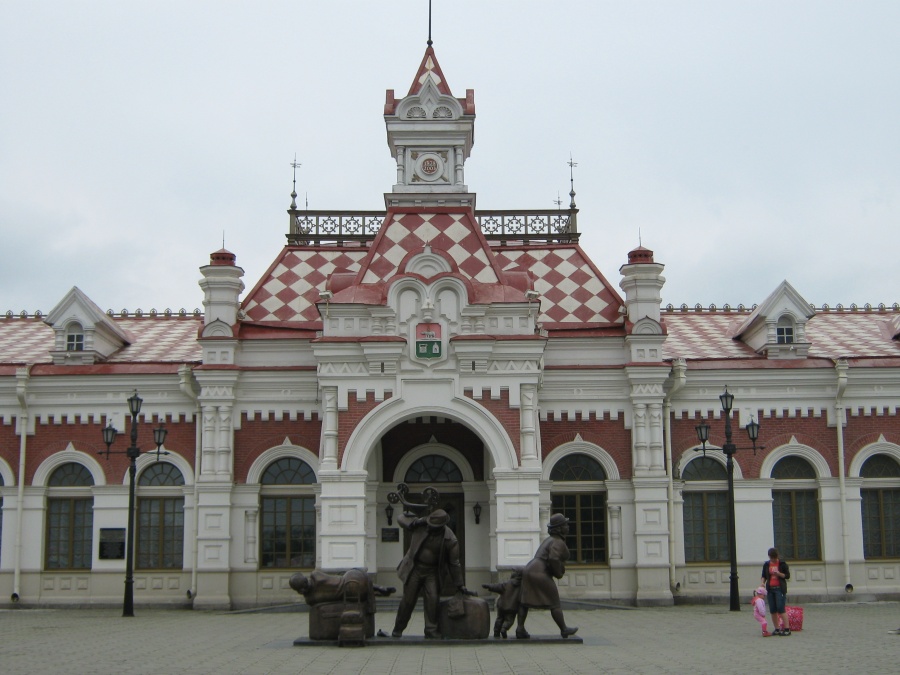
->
619;246;665;327
384;46;476;208
199;248;244;329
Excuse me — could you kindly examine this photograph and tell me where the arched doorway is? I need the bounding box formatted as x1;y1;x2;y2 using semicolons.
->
372;417;489;587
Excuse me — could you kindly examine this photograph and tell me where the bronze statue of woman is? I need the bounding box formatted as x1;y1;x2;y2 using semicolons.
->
515;513;578;639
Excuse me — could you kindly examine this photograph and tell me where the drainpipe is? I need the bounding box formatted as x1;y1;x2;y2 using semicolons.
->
12;365;32;603
665;358;687;593
179;365;201;602
834;358;853;592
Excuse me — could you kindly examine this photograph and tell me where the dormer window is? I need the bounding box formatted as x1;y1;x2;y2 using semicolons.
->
731;281;814;359
66;323;85;351
776;316;795;344
45;287;132;365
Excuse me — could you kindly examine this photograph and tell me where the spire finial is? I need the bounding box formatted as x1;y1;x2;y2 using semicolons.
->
567;153;578;209
639;227;642;247
290;154;301;209
427;0;433;47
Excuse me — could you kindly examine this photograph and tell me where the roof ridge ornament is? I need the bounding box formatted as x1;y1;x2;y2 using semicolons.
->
568;153;578;209
427;0;433;47
290;155;301;209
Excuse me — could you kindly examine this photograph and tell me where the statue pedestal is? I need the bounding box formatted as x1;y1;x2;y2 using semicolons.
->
437;595;490;639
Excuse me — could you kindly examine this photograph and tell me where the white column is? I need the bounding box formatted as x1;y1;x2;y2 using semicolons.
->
201;405;217;479
649;402;664;471
608;504;623;559
633;403;648;471
320;387;339;471
317;470;369;571
492;469;542;568
216;404;233;478
520;384;538;463
396;146;405;184
244;508;258;564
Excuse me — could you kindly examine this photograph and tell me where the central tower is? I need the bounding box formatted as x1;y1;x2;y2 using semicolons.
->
384;46;476;208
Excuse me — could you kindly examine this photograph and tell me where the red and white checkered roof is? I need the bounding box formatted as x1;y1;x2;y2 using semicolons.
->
0;317;202;365
243;249;369;324
240;209;625;327
662;311;900;361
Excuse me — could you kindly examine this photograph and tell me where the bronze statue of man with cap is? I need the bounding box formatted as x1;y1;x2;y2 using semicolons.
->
391;508;471;639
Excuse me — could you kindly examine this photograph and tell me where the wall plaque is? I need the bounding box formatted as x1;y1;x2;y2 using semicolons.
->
99;528;126;560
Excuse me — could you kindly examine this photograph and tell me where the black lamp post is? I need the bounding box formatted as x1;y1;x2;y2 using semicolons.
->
100;390;168;617
694;386;762;612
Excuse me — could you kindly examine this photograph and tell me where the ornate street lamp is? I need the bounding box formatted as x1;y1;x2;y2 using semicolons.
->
695;386;763;612
100;390;168;617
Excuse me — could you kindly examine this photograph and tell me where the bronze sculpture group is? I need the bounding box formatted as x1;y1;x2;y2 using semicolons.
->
291;484;578;643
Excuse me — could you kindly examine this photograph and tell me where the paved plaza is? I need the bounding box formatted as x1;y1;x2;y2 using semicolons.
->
2;601;899;674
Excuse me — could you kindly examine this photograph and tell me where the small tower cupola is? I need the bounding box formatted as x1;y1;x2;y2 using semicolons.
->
619;246;665;326
199;248;244;329
384;46;476;208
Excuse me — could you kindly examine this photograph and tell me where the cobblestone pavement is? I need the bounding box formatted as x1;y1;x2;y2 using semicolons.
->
2;601;899;674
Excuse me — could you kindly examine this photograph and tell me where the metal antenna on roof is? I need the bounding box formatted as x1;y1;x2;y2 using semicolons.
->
639;228;642;247
305;192;308;210
290;154;301;209
553;192;562;210
568;153;578;209
222;231;225;249
427;0;433;46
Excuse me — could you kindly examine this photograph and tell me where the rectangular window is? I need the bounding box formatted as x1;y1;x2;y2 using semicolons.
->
260;496;316;568
862;488;900;558
66;334;84;351
551;492;607;564
773;490;821;560
776;327;794;344
46;498;93;569
137;497;185;569
683;492;728;562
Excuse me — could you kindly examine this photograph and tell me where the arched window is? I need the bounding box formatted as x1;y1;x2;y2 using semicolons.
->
860;454;900;559
776;315;795;344
46;462;94;570
404;455;462;483
551;454;607;481
771;456;820;560
136;462;185;569
550;453;607;565
260;457;317;569
66;322;85;352
682;457;728;563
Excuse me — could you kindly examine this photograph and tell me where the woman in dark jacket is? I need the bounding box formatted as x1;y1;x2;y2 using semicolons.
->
760;547;791;635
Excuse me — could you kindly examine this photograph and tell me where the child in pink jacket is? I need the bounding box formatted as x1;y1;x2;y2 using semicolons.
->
752;586;770;636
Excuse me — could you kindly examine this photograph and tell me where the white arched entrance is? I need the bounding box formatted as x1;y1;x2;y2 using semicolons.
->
316;380;542;578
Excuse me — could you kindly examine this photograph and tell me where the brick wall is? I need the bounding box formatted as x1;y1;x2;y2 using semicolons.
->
234;413;322;482
540;412;633;478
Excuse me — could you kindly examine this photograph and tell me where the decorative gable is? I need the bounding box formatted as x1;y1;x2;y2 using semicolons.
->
44;287;132;364
732;280;816;359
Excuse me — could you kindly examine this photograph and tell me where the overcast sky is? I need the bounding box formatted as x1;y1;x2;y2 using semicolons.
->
2;1;898;316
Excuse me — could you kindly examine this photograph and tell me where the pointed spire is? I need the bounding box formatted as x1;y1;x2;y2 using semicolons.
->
568;153;578;209
427;0;433;47
290;155;300;209
408;46;453;96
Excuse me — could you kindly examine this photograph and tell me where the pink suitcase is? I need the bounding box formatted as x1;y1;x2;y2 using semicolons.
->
786;605;804;631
